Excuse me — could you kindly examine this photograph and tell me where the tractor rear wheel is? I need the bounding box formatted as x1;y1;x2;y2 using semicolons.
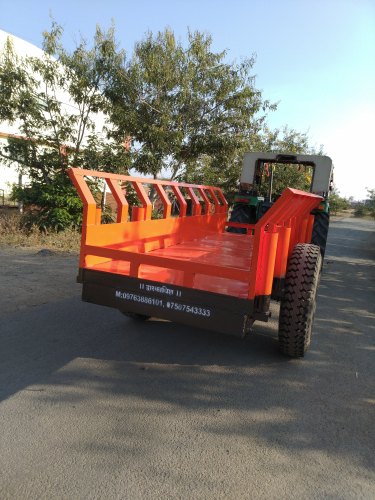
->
311;211;330;258
278;243;322;357
227;204;251;233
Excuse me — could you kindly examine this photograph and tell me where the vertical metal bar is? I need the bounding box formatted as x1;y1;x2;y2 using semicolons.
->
268;164;273;203
106;178;129;223
186;187;201;216
155;184;172;218
198;188;212;214
171;186;187;217
208;188;221;213
132;181;152;220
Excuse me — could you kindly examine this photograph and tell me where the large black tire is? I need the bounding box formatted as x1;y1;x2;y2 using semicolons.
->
227;204;251;234
311;211;330;258
121;312;151;321
278;243;322;357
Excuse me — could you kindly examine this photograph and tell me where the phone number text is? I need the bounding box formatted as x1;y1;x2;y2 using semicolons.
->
115;291;211;317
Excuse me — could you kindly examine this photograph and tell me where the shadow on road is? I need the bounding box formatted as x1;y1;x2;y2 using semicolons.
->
1;218;374;473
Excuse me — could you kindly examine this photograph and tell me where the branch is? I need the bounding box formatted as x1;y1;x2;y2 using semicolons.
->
44;81;64;167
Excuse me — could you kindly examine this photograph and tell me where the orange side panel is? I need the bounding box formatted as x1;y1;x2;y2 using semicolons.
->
249;229;279;298
85;213;227;248
131;207;145;222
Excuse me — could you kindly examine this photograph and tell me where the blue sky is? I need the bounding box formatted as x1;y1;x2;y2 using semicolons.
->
1;0;374;199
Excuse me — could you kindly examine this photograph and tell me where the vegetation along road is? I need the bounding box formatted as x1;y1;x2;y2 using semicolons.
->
0;216;374;499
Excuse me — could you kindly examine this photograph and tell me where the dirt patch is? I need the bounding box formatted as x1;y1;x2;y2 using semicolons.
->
0;246;81;315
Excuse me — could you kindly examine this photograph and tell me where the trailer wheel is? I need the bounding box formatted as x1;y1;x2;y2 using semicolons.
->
278;243;322;357
121;312;151;321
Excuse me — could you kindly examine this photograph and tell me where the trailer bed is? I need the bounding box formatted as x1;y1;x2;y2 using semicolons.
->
87;232;253;298
69;167;322;337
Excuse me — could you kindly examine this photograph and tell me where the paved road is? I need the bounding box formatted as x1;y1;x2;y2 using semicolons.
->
0;218;374;499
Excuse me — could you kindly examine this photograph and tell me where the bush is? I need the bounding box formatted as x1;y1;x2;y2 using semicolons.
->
0;210;80;251
11;175;83;232
329;192;350;215
353;190;375;219
354;204;368;218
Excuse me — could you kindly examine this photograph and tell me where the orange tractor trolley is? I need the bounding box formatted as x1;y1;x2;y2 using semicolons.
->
69;152;333;357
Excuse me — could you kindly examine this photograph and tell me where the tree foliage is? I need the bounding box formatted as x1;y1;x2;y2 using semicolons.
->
366;188;375;218
257;126;323;199
354;188;375;219
105;29;275;188
0;23;128;230
0;22;328;229
328;187;350;215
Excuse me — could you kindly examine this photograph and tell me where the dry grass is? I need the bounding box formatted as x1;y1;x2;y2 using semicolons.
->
0;210;80;253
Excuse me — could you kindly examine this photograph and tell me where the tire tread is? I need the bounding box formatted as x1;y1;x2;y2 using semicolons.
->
278;243;322;357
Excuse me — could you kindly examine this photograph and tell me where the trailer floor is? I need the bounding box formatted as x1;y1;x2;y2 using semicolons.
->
88;232;254;298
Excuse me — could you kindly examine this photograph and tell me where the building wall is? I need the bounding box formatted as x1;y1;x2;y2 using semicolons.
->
0;30;49;195
0;29;107;197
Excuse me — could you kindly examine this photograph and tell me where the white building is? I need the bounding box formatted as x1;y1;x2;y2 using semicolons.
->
0;30;45;197
0;29;108;201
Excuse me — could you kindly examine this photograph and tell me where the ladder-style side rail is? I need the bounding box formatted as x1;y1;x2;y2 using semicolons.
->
68;167;228;224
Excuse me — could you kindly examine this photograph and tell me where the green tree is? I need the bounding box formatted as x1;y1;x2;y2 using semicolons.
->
365;188;375;218
105;29;276;191
0;23;128;230
1;23;324;227
255;126;325;198
355;188;375;219
328;187;350;215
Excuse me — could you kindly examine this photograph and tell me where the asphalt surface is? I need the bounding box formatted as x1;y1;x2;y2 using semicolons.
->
0;217;374;499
